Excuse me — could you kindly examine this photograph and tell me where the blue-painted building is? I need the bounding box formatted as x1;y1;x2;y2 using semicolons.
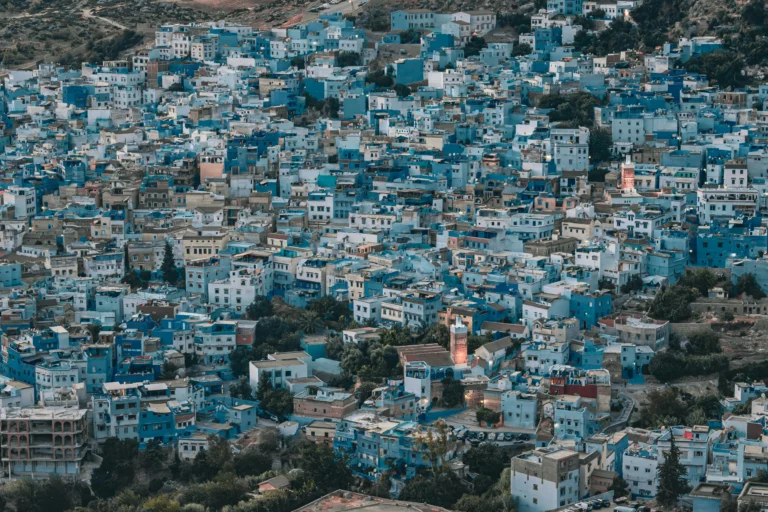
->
696;218;768;267
569;291;612;330
84;344;115;395
647;250;687;284
393;59;424;85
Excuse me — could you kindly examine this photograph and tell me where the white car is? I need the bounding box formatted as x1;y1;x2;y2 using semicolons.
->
487;432;497;441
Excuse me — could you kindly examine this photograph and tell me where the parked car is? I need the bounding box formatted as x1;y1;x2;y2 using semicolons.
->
488;432;497;441
504;432;514;441
477;432;486;440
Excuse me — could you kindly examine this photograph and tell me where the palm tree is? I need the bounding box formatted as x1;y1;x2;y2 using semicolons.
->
299;310;324;334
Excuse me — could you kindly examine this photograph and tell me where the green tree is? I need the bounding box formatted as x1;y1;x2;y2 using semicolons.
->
337;51;361;67
123;269;142;288
233;448;272;477
142;495;182;512
356;381;378;406
393;84;411;97
679;268;719;297
399;28;422;44
476;407;501;425
298;310;324;334
609;476;630;498
468;333;493;354
464;36;487;57
740;501;763;512
657;435;691;507
229;377;253;399
719;372;732;397
620;274;643;294
159;361;180;380
247;296;274;320
5;477;82;512
123;243;131;275
399;471;467;509
454;494;504;512
230;346;256;377
743;0;766;24
538;92;603;127
688;330;721;355
684;50;746;89
497;12;532;33
418;323;450;349
588;167;610;182
733;273;766;299
589;128;613;164
339;344;367;375
161;241;178;285
296;441;353;492
91;438;139;498
720;492;738;512
308;296;350;323
462;444;507;479
648;351;684;383
87;323;102;343
512;43;532;57
639;387;688;428
573;18;639;56
648;285;699;321
686;407;707;426
573;15;596;30
379;324;413;346
440;377;465;407
418;420;453;475
256;374;294;418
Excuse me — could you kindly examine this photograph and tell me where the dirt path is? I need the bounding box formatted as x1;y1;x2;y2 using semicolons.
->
82;8;129;30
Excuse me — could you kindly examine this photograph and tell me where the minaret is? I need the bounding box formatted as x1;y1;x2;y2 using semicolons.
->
450;316;468;365
621;155;635;193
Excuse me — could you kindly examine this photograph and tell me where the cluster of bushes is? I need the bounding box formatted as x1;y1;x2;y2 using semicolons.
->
366;69;394;88
356;6;389;31
537;92;604;128
648;284;699;322
649;350;728;382
66;433;353;512
476;407;501;425
80;29;143;64
496;12;531;33
634;387;723;429
649;327;728;382
389;443;518;512
572;18;639;57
